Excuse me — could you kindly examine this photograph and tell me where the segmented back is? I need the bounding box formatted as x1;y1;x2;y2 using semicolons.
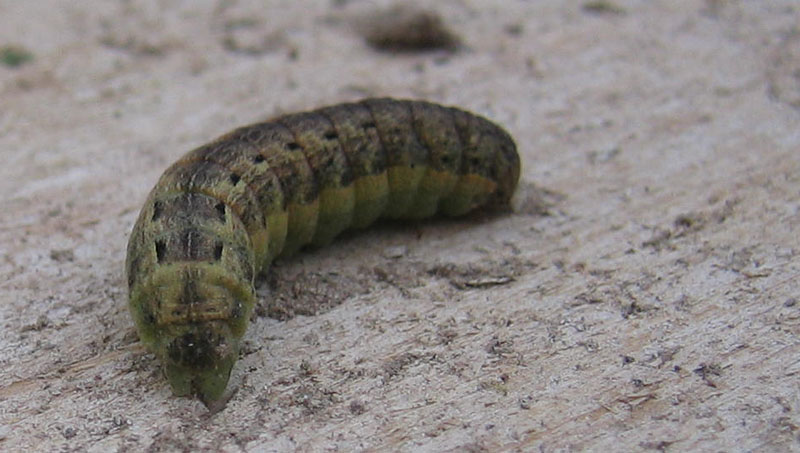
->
125;98;520;404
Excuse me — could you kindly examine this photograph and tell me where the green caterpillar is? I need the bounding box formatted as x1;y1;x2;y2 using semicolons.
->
125;98;520;404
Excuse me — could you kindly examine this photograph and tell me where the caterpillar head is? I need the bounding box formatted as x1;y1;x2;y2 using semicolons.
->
128;263;254;405
160;321;238;405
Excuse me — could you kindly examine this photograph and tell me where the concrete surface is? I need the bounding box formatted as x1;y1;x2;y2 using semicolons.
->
1;0;799;451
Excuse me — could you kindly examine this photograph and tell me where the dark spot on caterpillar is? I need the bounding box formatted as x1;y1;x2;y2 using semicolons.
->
126;97;520;405
155;240;166;263
215;202;226;222
167;328;224;369
152;200;162;221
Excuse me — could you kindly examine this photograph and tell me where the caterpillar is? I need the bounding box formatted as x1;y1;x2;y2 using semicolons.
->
125;98;520;404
